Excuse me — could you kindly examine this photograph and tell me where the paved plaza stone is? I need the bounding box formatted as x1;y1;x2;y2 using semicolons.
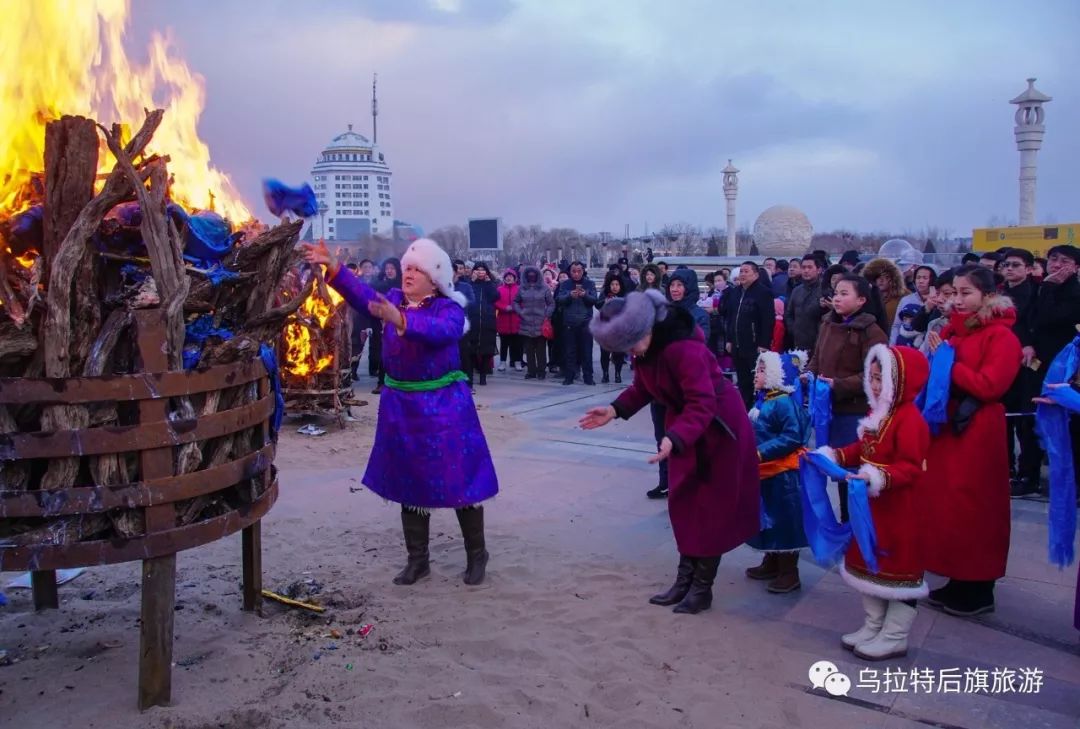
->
450;371;1079;728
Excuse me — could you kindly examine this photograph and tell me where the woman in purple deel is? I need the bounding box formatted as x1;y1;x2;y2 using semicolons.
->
303;238;499;586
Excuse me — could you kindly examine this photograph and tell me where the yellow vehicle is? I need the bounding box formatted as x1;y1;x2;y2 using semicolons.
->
972;224;1080;256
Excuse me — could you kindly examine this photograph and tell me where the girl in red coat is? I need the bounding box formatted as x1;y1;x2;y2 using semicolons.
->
496;269;523;371
581;290;759;615
817;344;931;660
924;265;1022;617
771;298;786;353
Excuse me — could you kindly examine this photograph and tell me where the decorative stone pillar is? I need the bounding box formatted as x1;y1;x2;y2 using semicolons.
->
722;160;739;257
1010;78;1051;226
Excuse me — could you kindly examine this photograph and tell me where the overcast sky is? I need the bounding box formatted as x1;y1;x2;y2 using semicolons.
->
130;0;1079;237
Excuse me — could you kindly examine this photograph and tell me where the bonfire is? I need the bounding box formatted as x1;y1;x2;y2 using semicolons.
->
0;0;305;538
280;269;361;425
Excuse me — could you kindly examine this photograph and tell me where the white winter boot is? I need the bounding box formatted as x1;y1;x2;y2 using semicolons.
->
841;595;888;650
854;600;917;660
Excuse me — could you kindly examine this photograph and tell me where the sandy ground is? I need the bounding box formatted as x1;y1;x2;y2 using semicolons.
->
0;374;1077;729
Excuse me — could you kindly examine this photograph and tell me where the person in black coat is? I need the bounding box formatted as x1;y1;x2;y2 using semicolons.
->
369;257;401;394
453;259;479;390
784;254;828;352
1031;245;1080;370
643;267;714;500
1028;245;1080;495
556;261;598;385
470;262;501;386
725;262;775;408
999;249;1040;495
770;259;790;299
345;263;372;379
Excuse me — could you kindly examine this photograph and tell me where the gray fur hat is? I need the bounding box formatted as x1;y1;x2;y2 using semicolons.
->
590;289;669;353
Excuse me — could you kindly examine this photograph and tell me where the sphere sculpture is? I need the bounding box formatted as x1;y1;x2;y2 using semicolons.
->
879;238;916;260
752;205;813;258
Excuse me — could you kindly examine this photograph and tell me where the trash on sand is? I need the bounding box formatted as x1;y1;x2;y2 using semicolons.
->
297;424;327;436
6;568;85;589
261;589;326;613
329;629;343;639
283;578;323;601
427;691;463;700
345;663;354;671
357;623;375;639
0;650;11;666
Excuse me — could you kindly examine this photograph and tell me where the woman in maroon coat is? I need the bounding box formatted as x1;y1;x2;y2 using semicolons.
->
924;265;1022;617
581;290;759;614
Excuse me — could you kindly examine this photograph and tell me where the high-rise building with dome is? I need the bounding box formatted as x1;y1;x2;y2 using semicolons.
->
308;123;394;242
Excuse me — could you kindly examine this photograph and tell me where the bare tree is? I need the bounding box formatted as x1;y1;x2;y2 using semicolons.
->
540;227;585;263
736;226;754;256
656;223;704;256
704;226;724;256
503;224;546;265
428;225;470;260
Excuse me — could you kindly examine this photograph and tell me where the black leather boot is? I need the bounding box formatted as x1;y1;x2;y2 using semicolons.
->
393;508;431;585
673;557;720;614
649;555;695;605
456;506;489;585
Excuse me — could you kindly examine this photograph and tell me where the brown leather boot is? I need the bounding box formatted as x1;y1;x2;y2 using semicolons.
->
766;552;801;593
745;553;779;581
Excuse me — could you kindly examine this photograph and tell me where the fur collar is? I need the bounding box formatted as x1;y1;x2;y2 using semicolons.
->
946;294;1016;335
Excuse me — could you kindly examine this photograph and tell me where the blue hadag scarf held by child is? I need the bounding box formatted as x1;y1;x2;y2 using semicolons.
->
1034;335;1080;568
805;373;832;446
798;451;879;573
916;341;955;436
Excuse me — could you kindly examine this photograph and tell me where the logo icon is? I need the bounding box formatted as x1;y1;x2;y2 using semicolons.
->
824;672;852;697
808;659;851;696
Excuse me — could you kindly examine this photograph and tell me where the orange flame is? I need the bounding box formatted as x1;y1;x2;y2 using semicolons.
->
0;0;250;220
284;281;345;377
5;247;38;270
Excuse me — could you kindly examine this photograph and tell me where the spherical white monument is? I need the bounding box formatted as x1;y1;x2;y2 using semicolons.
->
878;238;915;260
752;205;813;257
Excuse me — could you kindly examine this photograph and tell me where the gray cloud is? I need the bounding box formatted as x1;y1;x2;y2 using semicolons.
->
127;1;1080;236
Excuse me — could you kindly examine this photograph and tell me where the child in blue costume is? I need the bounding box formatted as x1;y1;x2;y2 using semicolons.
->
303;238;499;586
745;350;811;593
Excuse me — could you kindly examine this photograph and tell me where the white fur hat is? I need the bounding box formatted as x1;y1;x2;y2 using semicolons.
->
401;238;468;309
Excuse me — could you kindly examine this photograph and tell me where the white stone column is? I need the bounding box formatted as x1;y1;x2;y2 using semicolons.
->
1010;78;1051;227
722;160;739;257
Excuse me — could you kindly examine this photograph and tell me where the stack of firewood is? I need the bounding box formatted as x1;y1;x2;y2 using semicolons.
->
0;109;308;544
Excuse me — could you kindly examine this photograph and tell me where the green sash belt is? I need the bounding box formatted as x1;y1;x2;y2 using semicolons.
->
384;370;468;392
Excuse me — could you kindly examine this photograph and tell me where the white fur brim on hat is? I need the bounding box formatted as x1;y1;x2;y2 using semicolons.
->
401;238;469;334
755;351;791;393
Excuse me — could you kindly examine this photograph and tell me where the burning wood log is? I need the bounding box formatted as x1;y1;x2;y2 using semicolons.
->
0;105;305;541
39;109;164;492
42;115;98;281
